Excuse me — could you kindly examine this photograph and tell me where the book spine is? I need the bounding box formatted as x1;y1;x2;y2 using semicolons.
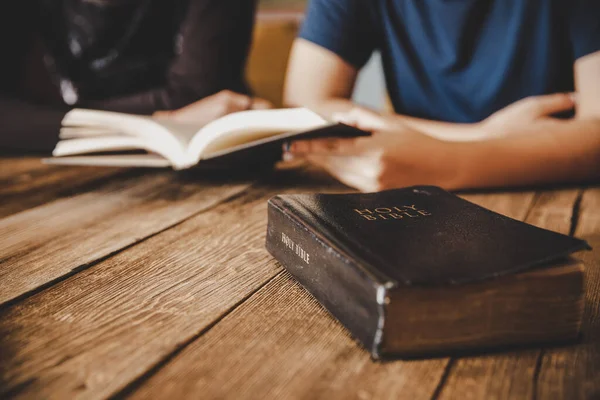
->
265;199;382;357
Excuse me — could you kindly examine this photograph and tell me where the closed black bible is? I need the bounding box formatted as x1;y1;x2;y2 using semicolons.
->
265;186;589;359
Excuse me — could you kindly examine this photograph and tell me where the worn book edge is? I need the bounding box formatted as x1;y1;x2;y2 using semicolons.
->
266;196;390;358
266;193;587;359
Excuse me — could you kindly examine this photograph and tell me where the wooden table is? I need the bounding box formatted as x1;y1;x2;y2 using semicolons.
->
1;157;599;400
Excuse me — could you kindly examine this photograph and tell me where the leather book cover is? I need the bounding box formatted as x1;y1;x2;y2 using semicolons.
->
265;186;590;358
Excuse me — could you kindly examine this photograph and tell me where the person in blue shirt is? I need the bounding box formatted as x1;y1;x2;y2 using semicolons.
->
284;0;600;192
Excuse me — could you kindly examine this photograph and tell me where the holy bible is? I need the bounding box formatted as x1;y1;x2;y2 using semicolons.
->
265;186;589;359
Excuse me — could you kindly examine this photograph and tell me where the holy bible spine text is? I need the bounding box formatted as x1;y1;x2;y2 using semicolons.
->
266;197;387;357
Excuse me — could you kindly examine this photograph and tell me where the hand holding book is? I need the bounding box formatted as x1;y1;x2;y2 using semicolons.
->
282;94;579;192
283;115;455;193
47;105;369;170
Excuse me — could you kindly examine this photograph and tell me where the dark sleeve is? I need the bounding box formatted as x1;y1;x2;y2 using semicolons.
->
0;97;66;152
0;2;65;152
570;0;600;60
87;0;257;115
298;0;376;69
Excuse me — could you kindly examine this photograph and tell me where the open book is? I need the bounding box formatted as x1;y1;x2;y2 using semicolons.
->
46;108;367;169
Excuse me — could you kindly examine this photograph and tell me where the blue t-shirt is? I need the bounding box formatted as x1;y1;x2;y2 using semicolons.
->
299;0;600;123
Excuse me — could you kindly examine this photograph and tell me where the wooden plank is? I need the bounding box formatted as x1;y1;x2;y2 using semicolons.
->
535;187;600;400
437;189;583;400
0;186;274;399
130;272;448;400
459;190;537;220
0;169;344;399
0;157;48;178
0;170;253;306
125;191;537;400
0;157;124;218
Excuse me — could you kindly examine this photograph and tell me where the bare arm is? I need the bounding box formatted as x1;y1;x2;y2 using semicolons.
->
455;52;600;188
285;39;486;139
456;121;600;188
284;39;358;117
284;40;576;141
286;52;600;191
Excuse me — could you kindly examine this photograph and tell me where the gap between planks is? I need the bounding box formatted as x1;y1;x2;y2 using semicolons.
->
0;170;255;307
0;158;128;219
0;168;347;399
111;271;287;400
437;188;591;400
131;189;594;400
534;187;600;400
119;191;538;400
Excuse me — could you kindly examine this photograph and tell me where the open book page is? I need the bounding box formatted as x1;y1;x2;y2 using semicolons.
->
60;126;124;139
43;154;171;168
53;136;169;159
185;108;328;165
53;108;329;169
59;109;199;167
147;119;199;148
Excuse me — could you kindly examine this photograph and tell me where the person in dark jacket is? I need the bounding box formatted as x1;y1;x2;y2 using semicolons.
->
1;0;268;152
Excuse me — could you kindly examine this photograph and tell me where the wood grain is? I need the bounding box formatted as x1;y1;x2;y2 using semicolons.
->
0;157;48;178
2;151;597;400
438;189;583;400
535;187;600;400
0;169;347;399
0;187;273;399
459;190;537;220
0;171;252;306
0;157;124;218
126;191;537;400
130;272;449;400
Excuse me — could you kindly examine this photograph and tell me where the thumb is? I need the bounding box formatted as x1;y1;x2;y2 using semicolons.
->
250;98;274;110
528;93;576;117
152;110;172;118
333;107;386;131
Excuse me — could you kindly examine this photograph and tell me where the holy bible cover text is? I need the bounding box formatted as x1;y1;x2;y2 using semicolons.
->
265;186;589;359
